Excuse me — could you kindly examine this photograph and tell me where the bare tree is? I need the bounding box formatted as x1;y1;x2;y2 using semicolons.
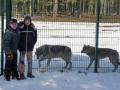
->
53;0;58;17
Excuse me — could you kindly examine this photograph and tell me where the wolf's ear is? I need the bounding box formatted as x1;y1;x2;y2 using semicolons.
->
88;45;90;47
83;44;86;47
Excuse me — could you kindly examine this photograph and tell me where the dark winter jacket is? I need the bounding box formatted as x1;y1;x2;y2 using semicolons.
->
18;23;37;51
3;27;20;54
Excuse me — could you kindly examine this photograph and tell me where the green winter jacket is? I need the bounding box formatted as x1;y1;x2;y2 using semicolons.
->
3;27;20;54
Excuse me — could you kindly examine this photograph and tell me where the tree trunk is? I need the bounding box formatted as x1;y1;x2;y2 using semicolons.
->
53;0;58;17
116;0;120;15
76;0;80;18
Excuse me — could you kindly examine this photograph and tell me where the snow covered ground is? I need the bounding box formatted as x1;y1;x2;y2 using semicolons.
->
0;21;120;90
0;72;120;90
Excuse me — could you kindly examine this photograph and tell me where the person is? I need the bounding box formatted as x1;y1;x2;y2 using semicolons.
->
3;19;20;81
18;16;37;79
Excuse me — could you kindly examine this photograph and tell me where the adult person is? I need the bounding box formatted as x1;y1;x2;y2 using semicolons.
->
18;16;37;79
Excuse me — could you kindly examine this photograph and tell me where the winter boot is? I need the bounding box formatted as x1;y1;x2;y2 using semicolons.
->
11;69;21;80
4;71;11;81
12;76;21;80
12;73;21;80
20;74;26;80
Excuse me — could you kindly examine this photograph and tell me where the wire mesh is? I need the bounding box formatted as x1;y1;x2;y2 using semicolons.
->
3;0;120;73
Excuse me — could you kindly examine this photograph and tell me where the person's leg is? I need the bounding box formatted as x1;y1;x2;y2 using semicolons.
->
11;54;20;80
27;51;35;78
4;54;12;81
18;51;26;79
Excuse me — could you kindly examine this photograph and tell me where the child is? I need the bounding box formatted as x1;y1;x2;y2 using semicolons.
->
3;19;20;81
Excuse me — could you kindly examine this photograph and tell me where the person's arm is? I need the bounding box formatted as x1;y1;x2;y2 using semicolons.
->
3;31;12;54
18;21;24;29
31;23;37;44
3;31;13;60
33;28;37;44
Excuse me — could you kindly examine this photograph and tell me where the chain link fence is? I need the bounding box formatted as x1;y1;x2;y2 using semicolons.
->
1;0;120;73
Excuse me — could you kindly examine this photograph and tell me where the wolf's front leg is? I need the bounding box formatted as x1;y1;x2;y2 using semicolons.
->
38;60;41;68
112;65;118;72
86;59;94;70
41;59;51;72
67;61;72;70
38;58;45;68
62;61;69;69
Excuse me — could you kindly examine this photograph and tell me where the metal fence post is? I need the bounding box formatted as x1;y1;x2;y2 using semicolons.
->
94;0;100;73
0;0;4;76
0;0;12;76
6;0;12;27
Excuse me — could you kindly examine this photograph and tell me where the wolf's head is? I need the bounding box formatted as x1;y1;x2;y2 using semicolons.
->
35;47;43;59
35;45;48;60
81;45;94;54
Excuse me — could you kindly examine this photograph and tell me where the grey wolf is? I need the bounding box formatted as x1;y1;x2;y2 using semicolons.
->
35;45;72;71
81;45;120;72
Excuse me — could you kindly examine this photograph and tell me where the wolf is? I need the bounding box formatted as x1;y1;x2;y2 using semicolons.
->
35;45;72;71
81;45;120;72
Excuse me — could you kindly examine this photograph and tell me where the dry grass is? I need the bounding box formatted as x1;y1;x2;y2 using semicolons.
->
16;15;120;23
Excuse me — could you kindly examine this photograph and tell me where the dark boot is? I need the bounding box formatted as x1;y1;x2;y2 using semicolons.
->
27;73;35;78
12;70;20;80
12;75;21;80
4;71;11;81
20;74;26;80
12;77;21;80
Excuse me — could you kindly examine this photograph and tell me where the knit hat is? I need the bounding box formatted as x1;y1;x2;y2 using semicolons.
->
10;19;17;23
24;16;31;22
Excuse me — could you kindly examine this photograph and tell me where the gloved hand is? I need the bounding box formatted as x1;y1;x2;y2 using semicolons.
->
6;53;13;60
